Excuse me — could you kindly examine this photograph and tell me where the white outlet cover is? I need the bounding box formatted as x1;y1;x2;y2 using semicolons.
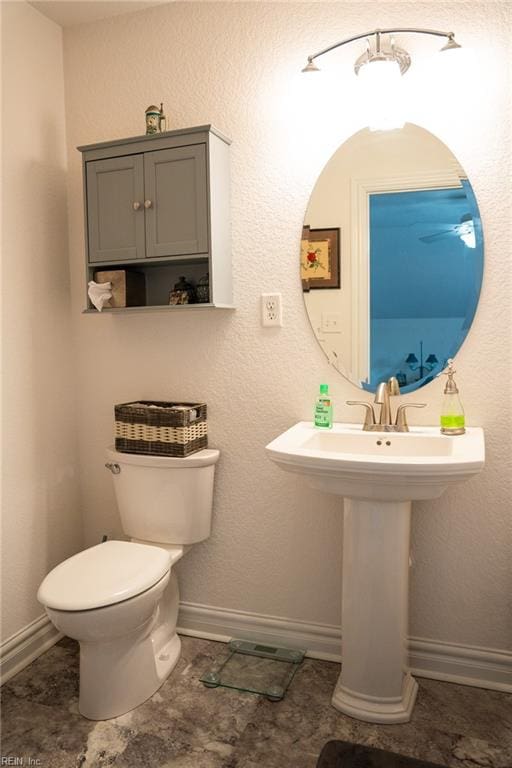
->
261;293;283;327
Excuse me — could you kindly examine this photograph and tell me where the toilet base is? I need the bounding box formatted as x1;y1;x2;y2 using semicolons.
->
79;631;181;720
78;570;182;720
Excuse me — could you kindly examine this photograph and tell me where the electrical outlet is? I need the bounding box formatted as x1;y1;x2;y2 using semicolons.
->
321;313;342;333
261;293;283;326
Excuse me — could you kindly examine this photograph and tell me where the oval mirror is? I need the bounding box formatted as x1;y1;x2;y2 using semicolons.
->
301;123;483;393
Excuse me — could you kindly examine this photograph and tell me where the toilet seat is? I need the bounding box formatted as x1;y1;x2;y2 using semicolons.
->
37;540;172;611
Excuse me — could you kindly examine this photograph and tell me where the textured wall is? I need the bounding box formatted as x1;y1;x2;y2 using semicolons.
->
1;2;82;642
63;2;511;651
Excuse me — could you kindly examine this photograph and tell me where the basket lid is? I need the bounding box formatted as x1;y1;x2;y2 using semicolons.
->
37;541;172;611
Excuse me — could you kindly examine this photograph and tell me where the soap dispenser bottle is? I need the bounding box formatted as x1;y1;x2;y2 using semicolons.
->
314;384;333;429
440;359;465;435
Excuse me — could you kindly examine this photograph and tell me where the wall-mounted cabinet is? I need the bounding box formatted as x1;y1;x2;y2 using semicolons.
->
79;125;233;312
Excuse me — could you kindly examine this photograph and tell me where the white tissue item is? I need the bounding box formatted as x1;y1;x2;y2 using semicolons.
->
88;281;112;312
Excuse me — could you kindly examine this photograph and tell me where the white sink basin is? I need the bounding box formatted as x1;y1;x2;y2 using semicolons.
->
266;421;485;501
266;421;485;724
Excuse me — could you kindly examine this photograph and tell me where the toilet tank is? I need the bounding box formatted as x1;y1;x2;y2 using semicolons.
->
106;447;220;544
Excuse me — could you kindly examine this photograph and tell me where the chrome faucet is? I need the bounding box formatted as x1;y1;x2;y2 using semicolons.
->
347;377;426;432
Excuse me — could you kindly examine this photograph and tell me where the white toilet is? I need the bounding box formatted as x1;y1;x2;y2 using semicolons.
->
37;446;220;720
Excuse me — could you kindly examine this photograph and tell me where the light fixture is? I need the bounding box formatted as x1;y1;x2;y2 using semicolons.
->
302;28;461;130
302;27;462;75
405;342;439;381
353;34;411;76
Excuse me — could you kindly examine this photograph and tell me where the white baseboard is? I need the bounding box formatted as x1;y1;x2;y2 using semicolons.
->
0;614;62;686
177;602;512;693
408;637;512;692
178;601;342;661
3;605;510;694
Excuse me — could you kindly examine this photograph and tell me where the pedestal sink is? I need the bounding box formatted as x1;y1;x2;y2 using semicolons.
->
266;422;485;723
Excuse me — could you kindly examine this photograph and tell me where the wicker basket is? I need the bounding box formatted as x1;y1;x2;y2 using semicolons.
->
115;401;207;457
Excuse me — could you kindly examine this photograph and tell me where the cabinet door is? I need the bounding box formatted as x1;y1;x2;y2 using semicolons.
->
144;144;208;258
86;155;145;263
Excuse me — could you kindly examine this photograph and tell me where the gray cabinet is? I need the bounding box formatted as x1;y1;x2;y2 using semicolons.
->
79;125;232;311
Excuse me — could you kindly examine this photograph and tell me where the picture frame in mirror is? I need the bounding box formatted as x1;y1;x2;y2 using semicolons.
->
301;226;340;291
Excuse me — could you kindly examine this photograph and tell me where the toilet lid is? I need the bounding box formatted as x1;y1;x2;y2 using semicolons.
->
37;541;172;611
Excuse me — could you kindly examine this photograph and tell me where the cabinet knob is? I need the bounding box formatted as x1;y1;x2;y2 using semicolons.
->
144;199;153;209
132;201;141;211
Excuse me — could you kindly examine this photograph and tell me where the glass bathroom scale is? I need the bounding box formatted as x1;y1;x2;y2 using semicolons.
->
200;639;305;701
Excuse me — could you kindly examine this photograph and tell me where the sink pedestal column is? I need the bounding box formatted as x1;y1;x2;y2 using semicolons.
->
332;498;418;723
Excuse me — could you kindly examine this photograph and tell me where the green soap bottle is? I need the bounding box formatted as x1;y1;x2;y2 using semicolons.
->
440;359;465;435
314;384;333;429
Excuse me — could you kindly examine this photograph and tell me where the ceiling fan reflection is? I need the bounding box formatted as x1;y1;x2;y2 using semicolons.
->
419;213;475;248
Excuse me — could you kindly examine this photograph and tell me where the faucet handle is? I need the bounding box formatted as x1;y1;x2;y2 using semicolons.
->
387;377;400;396
346;401;376;430
395;403;426;431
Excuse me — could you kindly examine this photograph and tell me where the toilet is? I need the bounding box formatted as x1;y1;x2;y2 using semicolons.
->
37;446;220;720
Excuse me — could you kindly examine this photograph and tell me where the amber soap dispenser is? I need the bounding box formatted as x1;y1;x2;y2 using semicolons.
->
440;359;465;435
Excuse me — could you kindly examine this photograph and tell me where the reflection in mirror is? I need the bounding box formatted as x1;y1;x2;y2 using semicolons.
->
301;124;483;393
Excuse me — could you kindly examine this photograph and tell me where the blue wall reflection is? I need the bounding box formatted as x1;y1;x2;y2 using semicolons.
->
368;181;483;392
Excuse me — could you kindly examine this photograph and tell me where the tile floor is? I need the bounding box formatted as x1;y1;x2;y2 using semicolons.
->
2;635;512;768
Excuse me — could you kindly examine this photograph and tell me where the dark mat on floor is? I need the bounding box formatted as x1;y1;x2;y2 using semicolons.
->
316;741;447;768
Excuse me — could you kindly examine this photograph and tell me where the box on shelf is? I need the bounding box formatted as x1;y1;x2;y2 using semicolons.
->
94;269;146;308
114;401;207;457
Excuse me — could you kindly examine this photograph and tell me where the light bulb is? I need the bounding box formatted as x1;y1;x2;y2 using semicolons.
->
357;59;405;131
